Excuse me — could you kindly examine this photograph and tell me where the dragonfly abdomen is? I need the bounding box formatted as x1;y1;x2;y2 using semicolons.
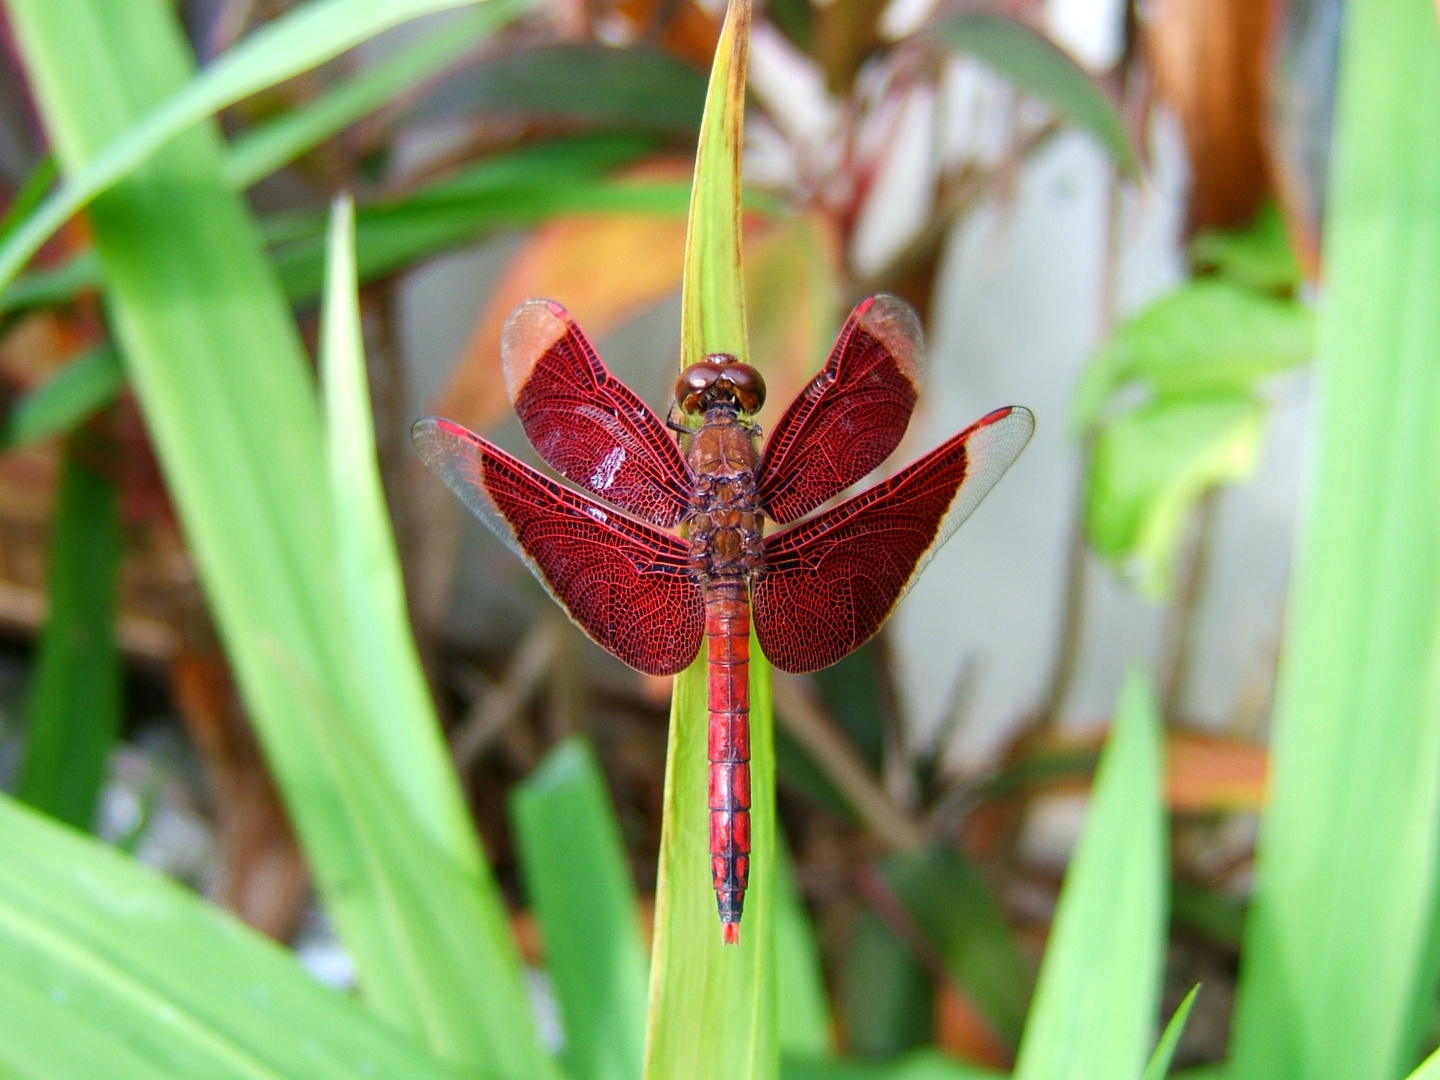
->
705;577;751;945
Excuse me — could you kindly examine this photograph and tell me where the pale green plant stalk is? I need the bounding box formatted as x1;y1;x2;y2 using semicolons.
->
644;0;779;1076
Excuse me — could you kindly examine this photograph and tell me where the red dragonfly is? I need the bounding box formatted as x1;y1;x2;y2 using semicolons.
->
414;294;1033;944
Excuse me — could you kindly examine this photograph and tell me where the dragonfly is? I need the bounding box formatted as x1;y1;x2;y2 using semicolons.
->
413;293;1034;945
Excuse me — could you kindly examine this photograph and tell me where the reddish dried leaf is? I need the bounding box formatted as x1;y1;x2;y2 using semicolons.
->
1144;0;1276;233
437;197;689;432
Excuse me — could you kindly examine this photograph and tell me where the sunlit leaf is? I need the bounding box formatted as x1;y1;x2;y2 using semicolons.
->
1086;392;1263;599
1011;668;1167;1080
7;1;551;1073
0;0;509;294
14;436;121;831
226;2;528;189
1189;203;1303;293
1072;280;1313;433
743;211;843;429
645;0;778;1072
0;794;461;1080
924;14;1139;176
1226;3;1440;1078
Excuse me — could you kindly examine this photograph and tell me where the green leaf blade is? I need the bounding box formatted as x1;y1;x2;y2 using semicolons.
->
1;345;123;450
15;438;122;831
1226;2;1440;1078
0;0;497;295
512;737;650;1080
7;2;550;1073
924;13;1138;177
0;794;461;1080
1011;667;1168;1080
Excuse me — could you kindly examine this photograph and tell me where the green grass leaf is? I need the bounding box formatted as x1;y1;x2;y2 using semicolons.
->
646;651;778;1080
0;794;462;1080
837;905;932;1058
1;345;123;449
923;13;1138;177
1011;667;1168;1080
1405;1046;1440;1080
428;43;708;136
320;193;481;882
0;0;502;294
226;2;529;189
1086;392;1263;599
644;0;777;1075
1141;986;1199;1080
15;436;121;831
7;2;550;1073
512;737;650;1080
678;0;750;372
782;1049;1004;1080
879;843;1032;1050
1226;3;1440;1078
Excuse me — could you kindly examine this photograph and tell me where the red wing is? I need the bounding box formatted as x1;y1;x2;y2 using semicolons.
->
757;295;923;525
753;406;1034;673
413;418;703;675
502;299;692;528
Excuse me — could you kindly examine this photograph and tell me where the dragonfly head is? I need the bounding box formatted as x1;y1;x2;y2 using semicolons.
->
676;354;766;416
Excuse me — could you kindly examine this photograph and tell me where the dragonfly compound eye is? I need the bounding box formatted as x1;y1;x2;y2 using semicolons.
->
678;356;767;414
676;362;726;414
718;362;766;413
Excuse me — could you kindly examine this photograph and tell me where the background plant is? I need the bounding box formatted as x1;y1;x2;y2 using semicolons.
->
0;0;1436;1079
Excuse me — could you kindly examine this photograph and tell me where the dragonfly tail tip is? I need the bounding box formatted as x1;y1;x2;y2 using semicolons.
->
722;922;740;946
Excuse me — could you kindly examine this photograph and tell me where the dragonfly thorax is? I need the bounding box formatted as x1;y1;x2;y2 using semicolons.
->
683;411;765;579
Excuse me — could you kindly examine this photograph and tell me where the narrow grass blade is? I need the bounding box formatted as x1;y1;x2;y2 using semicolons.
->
432;43;708;136
512;737;650;1080
7;2;550;1074
923;14;1138;176
774;833;833;1058
1227;3;1440;1078
0;794;460;1080
226;2;527;189
1142;986;1200;1080
0;155;56;242
1011;668;1168;1080
645;0;777;1074
321;194;476;868
678;0;750;371
1405;1046;1440;1080
1;345;123;449
0;0;496;294
15;436;121;831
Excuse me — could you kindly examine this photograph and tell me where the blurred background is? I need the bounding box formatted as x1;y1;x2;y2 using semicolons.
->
0;0;1336;1070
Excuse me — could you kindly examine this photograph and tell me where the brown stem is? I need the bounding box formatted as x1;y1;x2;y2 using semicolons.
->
772;672;925;852
1159;488;1220;722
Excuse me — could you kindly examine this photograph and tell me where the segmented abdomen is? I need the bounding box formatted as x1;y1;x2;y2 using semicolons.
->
705;578;751;945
